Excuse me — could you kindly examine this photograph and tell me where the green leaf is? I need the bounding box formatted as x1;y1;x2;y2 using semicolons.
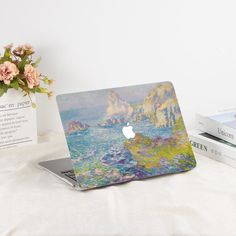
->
0;83;8;96
18;56;29;71
0;87;4;97
0;57;12;63
4;48;11;59
32;102;37;108
29;88;36;93
38;87;48;93
10;79;19;90
42;76;49;85
31;57;41;67
35;87;41;93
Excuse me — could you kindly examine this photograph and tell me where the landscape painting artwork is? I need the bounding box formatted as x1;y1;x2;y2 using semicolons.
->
57;82;196;190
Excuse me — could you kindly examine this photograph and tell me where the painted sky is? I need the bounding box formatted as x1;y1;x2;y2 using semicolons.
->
57;82;158;112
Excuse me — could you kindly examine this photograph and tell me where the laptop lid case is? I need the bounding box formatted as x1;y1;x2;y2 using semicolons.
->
57;82;196;190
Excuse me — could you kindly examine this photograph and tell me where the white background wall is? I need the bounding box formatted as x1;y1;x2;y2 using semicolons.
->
2;0;236;134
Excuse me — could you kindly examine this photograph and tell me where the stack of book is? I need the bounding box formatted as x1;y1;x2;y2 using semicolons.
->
189;111;236;168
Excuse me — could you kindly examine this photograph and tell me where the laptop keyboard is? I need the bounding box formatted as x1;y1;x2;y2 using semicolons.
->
61;170;77;181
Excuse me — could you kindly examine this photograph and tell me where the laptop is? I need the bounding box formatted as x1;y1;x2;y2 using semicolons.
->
39;81;196;190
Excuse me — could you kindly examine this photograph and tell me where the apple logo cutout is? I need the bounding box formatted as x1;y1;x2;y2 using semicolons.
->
122;122;136;139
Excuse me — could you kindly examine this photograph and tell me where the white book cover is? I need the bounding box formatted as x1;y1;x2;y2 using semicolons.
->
196;110;236;145
189;130;236;168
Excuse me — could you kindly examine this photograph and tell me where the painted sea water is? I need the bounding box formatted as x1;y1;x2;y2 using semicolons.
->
57;82;196;190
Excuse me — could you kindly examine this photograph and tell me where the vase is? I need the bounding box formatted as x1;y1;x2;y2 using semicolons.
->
0;89;37;149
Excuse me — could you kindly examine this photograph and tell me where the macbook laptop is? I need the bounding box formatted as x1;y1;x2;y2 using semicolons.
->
39;82;196;190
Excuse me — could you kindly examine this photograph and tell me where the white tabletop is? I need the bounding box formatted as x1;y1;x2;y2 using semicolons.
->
1;133;236;236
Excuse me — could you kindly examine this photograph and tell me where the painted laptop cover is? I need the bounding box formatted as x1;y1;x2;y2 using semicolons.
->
57;82;196;190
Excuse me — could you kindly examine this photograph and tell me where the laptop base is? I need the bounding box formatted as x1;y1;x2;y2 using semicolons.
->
38;158;78;187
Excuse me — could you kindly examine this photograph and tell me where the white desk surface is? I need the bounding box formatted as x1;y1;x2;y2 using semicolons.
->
1;133;236;236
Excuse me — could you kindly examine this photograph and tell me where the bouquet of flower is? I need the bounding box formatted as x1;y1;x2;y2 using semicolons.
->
0;43;53;107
